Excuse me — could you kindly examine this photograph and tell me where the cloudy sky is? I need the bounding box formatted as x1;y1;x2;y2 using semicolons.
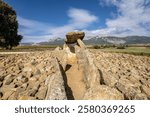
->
5;0;150;42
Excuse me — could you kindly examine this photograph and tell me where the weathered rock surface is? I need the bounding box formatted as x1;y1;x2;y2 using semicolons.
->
83;85;124;100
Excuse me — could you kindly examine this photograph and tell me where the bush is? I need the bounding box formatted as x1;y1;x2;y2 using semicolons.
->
93;45;101;49
116;45;126;49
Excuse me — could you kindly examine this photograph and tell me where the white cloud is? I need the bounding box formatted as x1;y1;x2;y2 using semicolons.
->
96;0;150;36
18;16;51;35
68;8;98;28
19;8;98;42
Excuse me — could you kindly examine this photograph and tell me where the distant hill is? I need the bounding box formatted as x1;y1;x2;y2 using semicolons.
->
20;36;150;45
83;36;150;45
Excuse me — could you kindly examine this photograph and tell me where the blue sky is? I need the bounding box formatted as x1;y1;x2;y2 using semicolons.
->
4;0;150;42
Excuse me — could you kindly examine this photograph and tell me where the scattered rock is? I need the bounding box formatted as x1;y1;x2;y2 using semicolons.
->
0;42;150;100
4;74;15;85
1;90;14;100
28;81;40;97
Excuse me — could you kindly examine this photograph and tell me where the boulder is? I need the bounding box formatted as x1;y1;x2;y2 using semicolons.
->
65;32;85;44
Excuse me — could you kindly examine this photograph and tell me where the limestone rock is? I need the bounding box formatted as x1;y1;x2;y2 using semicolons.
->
1;90;14;100
45;59;67;100
75;45;101;88
65;32;85;44
83;85;124;100
77;39;86;49
115;78;141;99
28;81;40;97
36;86;47;100
4;74;15;85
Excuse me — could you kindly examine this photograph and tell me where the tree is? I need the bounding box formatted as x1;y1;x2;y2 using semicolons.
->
0;0;22;49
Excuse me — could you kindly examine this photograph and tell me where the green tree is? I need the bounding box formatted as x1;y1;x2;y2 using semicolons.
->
0;0;22;49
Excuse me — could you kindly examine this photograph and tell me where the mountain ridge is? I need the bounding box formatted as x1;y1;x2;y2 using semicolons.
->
21;36;150;45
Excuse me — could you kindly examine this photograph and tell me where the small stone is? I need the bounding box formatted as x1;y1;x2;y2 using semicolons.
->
1;90;14;100
21;77;28;83
34;69;41;76
8;92;17;100
26;72;33;78
36;86;47;100
16;83;28;93
4;74;15;85
0;76;4;81
28;81;40;97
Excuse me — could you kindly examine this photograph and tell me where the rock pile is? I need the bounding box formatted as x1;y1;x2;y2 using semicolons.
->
92;50;150;99
0;52;67;100
0;32;150;100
